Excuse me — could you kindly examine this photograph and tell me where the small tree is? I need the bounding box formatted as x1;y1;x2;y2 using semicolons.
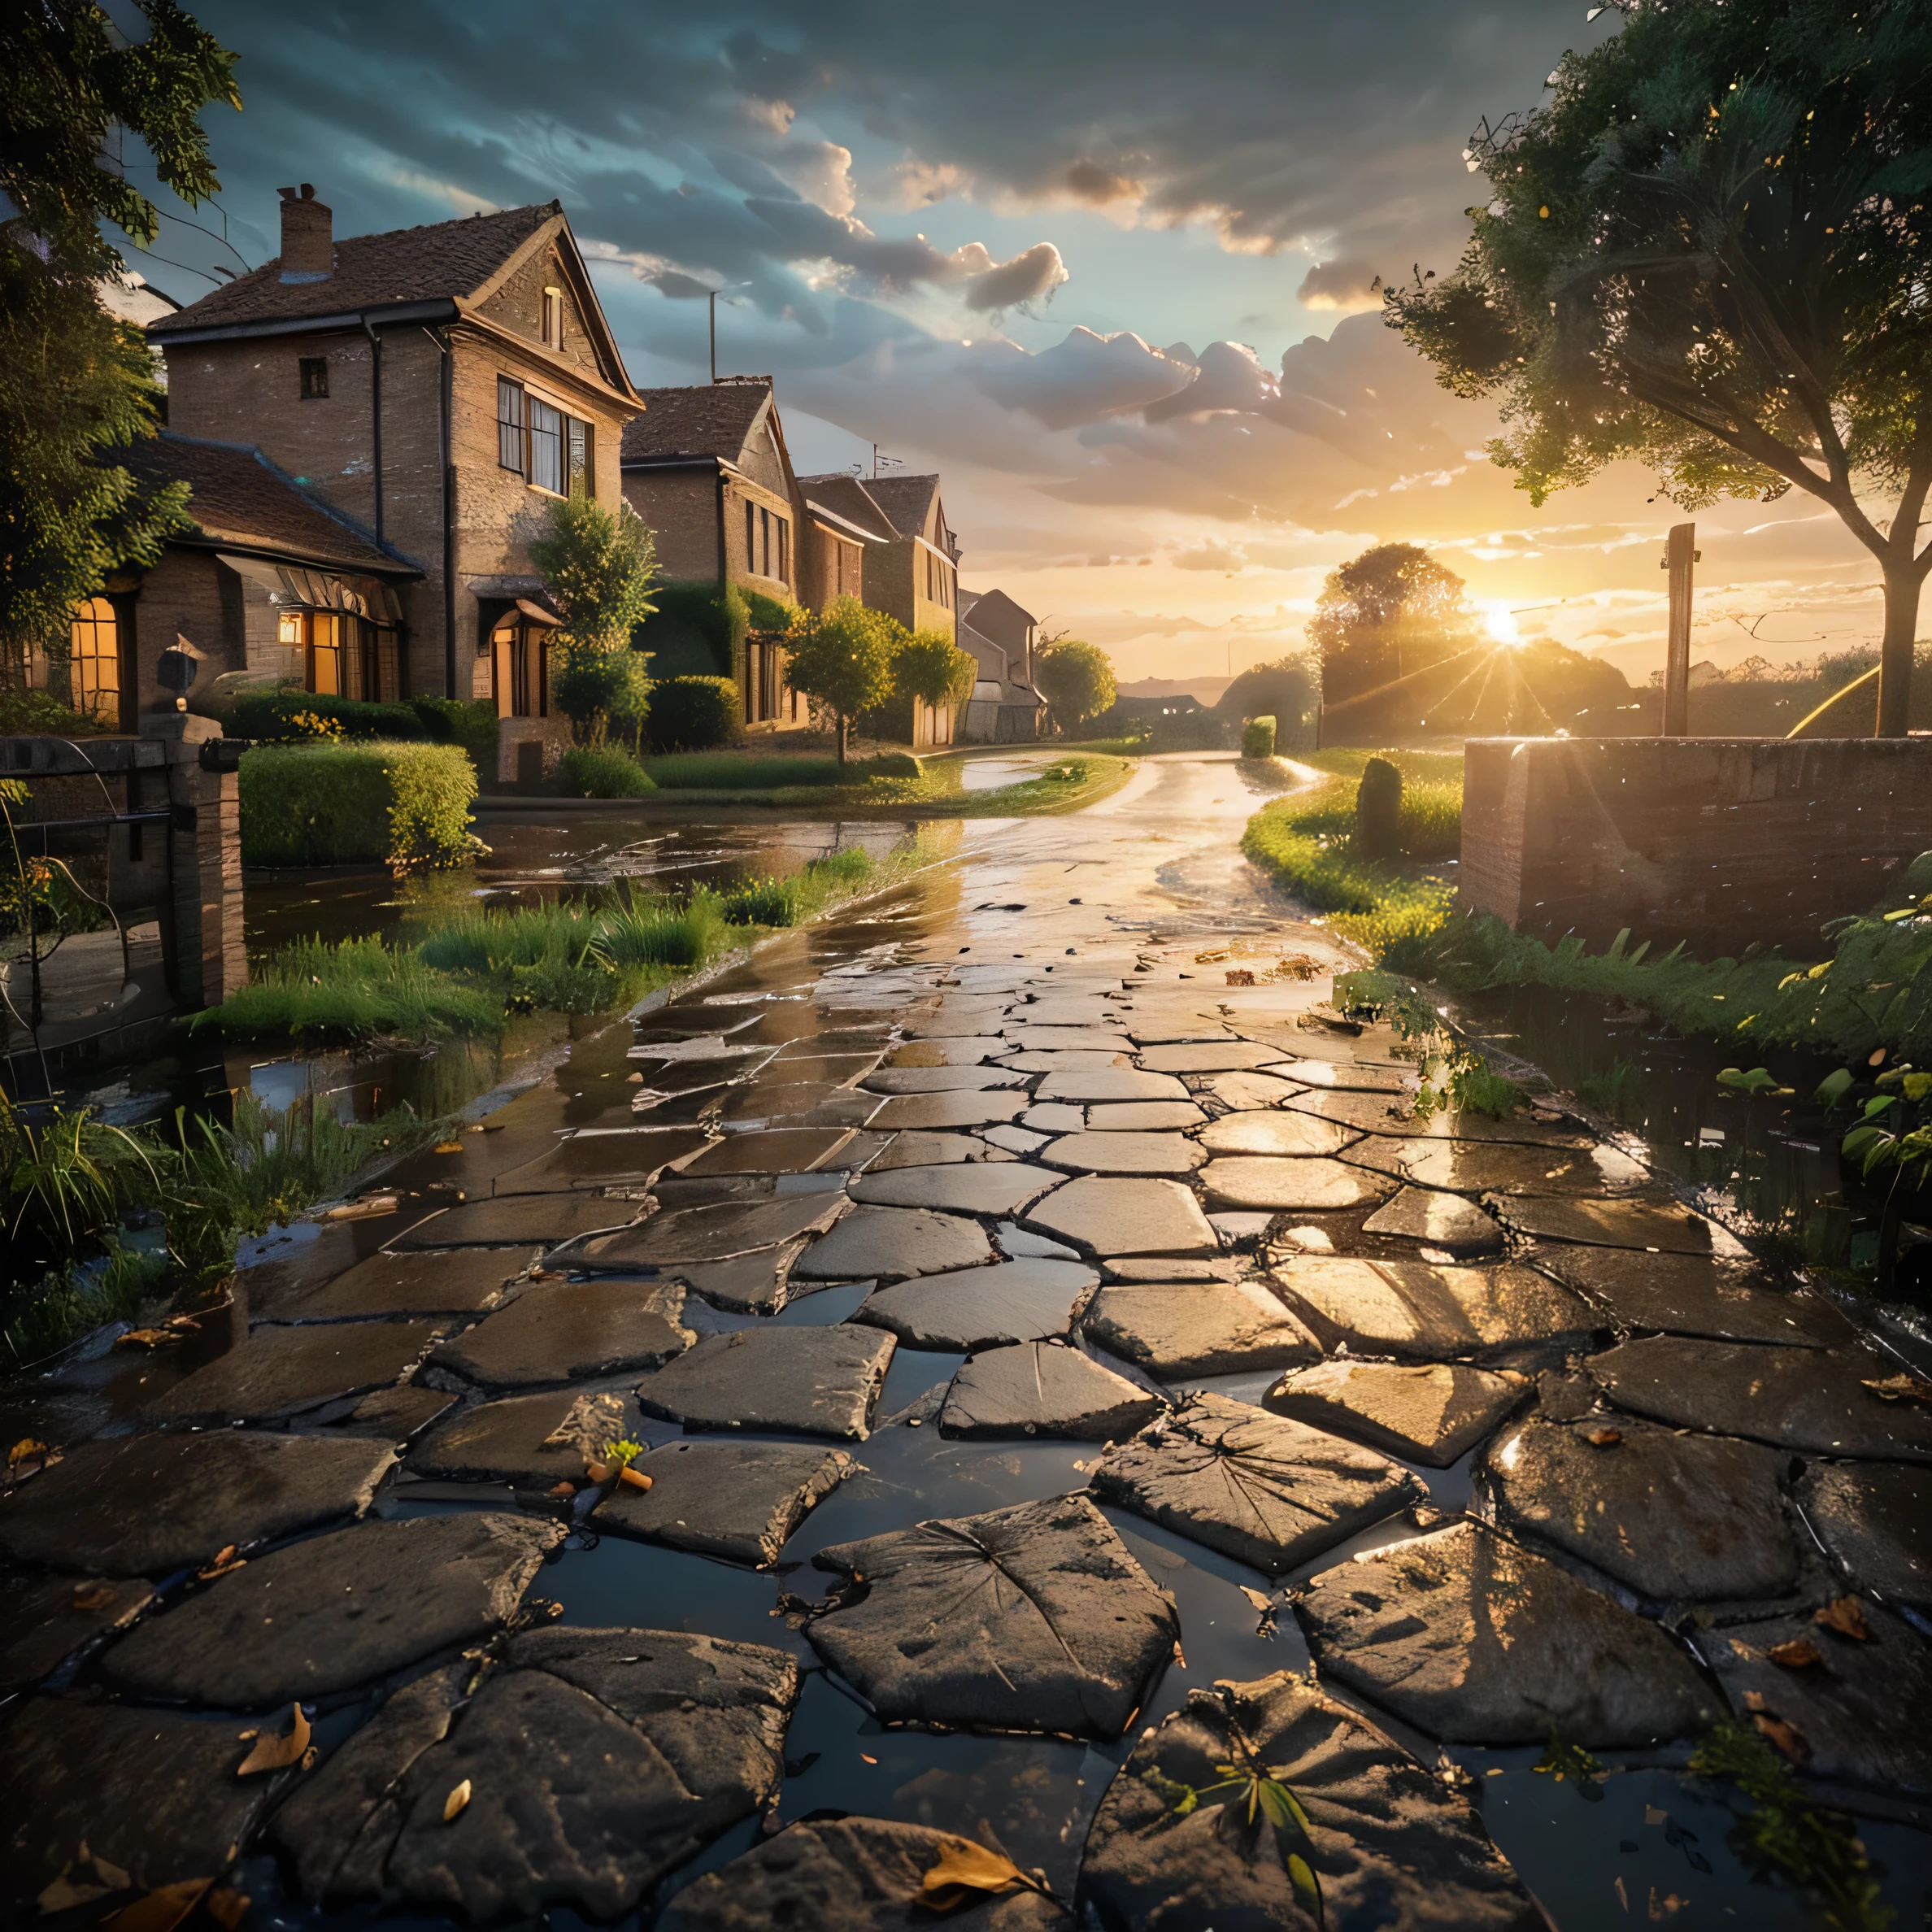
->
1389;0;1932;736
892;627;977;715
1033;637;1116;737
529;497;658;747
1306;545;1470;713
784;597;903;764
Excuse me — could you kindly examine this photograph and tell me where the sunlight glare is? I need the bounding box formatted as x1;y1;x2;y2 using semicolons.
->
1482;602;1522;647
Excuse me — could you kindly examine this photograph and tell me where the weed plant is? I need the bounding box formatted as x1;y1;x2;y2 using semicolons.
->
720;876;805;926
194;937;499;1045
591;887;729;968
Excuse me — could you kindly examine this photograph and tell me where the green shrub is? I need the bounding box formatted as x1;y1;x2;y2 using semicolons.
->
592;887;729;968
408;697;499;773
194;935;499;1042
1242;715;1277;759
646;751;844;790
637;581;746;680
239;740;478;868
552;639;651;749
742;587;799;633
721;876;805;925
805;846;872;887
0;690;113;737
643;677;743;753
228;690;428;742
1355;756;1403;859
553;744;657;798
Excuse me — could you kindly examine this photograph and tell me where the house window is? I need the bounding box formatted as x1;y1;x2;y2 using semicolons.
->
777;516;789;584
498;377;527;473
298;356;329;400
759;506;771;577
492;614;548;717
568;418;591;499
308;611;342;695
745;499;756;574
67;596;121;727
529;397;565;494
542;287;564;349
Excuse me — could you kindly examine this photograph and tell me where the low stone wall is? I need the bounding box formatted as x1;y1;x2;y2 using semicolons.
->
1460;736;1932;955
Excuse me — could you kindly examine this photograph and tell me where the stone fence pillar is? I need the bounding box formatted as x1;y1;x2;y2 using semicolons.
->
141;713;247;1008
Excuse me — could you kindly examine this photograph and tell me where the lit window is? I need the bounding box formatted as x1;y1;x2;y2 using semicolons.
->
529;397;564;494
299;356;329;399
498;377;526;473
309;611;342;695
67;596;120;727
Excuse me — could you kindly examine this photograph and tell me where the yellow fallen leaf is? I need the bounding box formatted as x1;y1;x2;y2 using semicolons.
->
443;1779;472;1822
1814;1595;1872;1640
1861;1373;1932;1405
920;1836;1046;1912
237;1704;310;1776
8;1437;48;1467
433;1141;464;1155
1767;1638;1825;1669
199;1546;240;1578
1751;1710;1809;1764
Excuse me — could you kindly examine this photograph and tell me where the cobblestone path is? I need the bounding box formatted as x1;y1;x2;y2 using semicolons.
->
2;756;1927;1928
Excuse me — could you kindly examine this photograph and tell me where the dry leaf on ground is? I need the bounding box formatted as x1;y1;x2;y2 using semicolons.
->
1584;1427;1622;1447
9;1437;49;1466
433;1141;464;1155
1767;1638;1825;1669
442;1779;472;1822
237;1704;310;1776
1751;1712;1810;1763
920;1837;1056;1913
1813;1596;1872;1640
1860;1373;1932;1405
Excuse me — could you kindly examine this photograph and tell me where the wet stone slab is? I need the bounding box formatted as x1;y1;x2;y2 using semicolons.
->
1206;1071;1308;1112
1263;1058;1416;1093
1004;1027;1135;1055
1586;1336;1932;1460
1089;1392;1425;1574
659;1248;798;1316
393;1196;642;1251
1;1575;152;1690
1086;1101;1208;1130
1360;1186;1507;1254
1034;1067;1189;1103
864;1131;1008;1170
1797;1461;1932;1607
1697;1601;1932;1795
272;1627;798;1920
1286;1089;1595;1147
1003;1049;1134;1075
0;1699;276;1908
1081;1280;1320;1380
1269;1255;1600;1361
1489;1193;1725;1254
342;1385;459;1442
429;1280;694;1389
1198;1109;1355;1158
807;1493;1178;1738
793;1205;995;1281
573;1195;842;1270
862;1066;1029;1094
939;1341;1165;1439
677;1128;854;1174
492;1127;716;1194
1342;1137;1653;1198
1199;1156;1390;1212
594;1441;855;1566
1022;1177;1218;1258
1081;1672;1546;1932
146;1320;438;1424
1298;1521;1717;1747
1020;1103;1085;1135
886;1034;1007;1064
869;1091;1030;1131
634;1325;895;1439
409;1388;612;1490
855;1259;1098;1351
102;1513;561;1708
848;1162;1060;1216
1264;1360;1531;1467
0;1431;396;1576
1136;1042;1286;1074
1041;1131;1206;1176
269;1247;521;1321
656;1817;1064;1932
1530;1247;1852;1347
1479;1417;1803;1603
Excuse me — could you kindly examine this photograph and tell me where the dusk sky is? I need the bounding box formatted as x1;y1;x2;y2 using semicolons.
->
122;0;1888;685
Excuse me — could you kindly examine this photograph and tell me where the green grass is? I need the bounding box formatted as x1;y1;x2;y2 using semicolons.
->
642;751;918;790
555;744;657;798
720;876;806;925
193;937;503;1044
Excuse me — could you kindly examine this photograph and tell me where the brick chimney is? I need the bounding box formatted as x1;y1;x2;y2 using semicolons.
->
277;184;333;283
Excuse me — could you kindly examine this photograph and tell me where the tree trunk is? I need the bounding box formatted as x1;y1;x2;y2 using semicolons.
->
1876;564;1922;738
837;712;847;766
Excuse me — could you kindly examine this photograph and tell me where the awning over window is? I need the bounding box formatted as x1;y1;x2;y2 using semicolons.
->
514;598;564;629
216;554;404;624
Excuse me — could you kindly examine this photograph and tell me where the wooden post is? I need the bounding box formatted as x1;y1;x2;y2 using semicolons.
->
1661;522;1698;735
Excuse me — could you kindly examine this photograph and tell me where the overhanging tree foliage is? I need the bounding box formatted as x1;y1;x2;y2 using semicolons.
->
1389;0;1932;734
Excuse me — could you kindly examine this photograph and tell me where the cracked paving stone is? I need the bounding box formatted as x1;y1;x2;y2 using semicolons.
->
1530;1247;1852;1347
572;1195;842;1271
656;1817;1064;1932
337;1386;457;1442
1797;1461;1932;1607
409;1387;618;1489
492;1127;716;1194
862;1066;1028;1094
1021;1177;1217;1258
1034;1067;1189;1103
1205;1072;1308;1113
1004;1027;1135;1055
1042;1131;1207;1177
1015;998;1123;1025
677;1129;855;1175
855;1258;1097;1351
865;1131;1006;1170
1360;1186;1507;1253
1103;1256;1238;1282
1298;1521;1716;1747
0;1700;275;1908
634;1325;895;1439
1697;1601;1932;1795
1089;1393;1424;1574
938;1340;1165;1439
1081;1670;1546;1932
1269;1255;1600;1361
1264;1360;1531;1468
1081;1280;1319;1380
807;1493;1177;1737
1586;1336;1932;1460
272;1627;798;1920
0;1431;396;1576
1;1575;153;1690
1488;1193;1725;1254
594;1441;855;1565
392;1196;642;1251
1479;1417;1803;1602
658;1249;798;1317
716;1084;882;1130
429;1280;694;1389
848;1162;1060;1216
1262;1059;1417;1094
146;1321;439;1425
1003;1049;1132;1075
1136;1042;1286;1074
102;1513;561;1708
793;1205;994;1281
885;1035;1007;1065
869;1091;1030;1131
1086;1102;1207;1130
269;1248;522;1321
1286;1089;1595;1147
1199;1156;1390;1212
1020;1103;1085;1135
1343;1138;1653;1198
1198;1110;1355;1158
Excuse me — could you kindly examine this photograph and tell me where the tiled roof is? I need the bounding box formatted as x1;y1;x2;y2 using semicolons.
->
122;434;411;574
622;384;771;463
797;473;899;542
150;204;558;334
862;472;942;541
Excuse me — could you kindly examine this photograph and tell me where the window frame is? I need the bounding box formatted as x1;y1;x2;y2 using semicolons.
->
528;395;565;496
498;376;528;475
298;355;329;400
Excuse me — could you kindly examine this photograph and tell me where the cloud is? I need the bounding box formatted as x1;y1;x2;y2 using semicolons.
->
961;241;1069;313
1172;538;1249;571
973;326;1193;430
1064;159;1144;207
1295;257;1383;313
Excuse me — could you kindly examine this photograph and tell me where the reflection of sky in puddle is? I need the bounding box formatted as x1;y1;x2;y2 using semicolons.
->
956;756;1046;791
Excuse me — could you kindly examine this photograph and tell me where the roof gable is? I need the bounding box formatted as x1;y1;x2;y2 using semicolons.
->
623;383;776;465
864;472;943;543
798;473;899;543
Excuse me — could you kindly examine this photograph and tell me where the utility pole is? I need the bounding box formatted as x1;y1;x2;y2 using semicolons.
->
1660;522;1699;735
708;289;718;383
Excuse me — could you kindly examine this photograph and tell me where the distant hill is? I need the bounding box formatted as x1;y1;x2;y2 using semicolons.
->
1116;676;1230;707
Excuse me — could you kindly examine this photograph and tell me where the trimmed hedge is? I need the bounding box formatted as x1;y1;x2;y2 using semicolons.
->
239;740;478;868
643;676;742;752
553;745;657;798
636;581;747;680
1241;715;1277;759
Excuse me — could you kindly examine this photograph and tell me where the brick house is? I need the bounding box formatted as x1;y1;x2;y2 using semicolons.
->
144;186;642;773
797;471;961;641
958;587;1050;742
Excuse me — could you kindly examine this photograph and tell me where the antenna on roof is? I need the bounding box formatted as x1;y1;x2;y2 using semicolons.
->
870;443;903;480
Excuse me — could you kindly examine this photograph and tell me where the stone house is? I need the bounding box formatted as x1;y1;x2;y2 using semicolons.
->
958;587;1050;742
797;471;960;642
142;185;643;775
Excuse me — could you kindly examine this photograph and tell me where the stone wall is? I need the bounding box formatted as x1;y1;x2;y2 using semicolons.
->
1460;736;1932;955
